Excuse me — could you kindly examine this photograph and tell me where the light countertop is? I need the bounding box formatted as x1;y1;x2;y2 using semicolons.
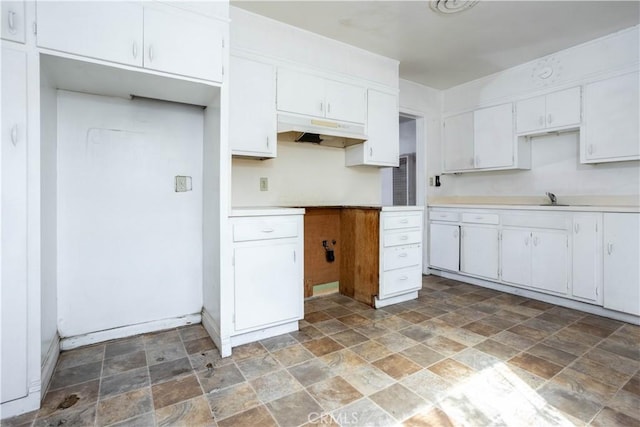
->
428;203;639;213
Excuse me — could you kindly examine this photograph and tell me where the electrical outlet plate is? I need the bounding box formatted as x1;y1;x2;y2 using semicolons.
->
175;176;192;192
260;177;268;191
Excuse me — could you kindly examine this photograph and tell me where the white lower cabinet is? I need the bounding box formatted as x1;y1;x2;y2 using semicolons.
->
1;46;29;404
378;209;424;301
230;213;304;336
501;228;532;287
429;222;459;272
571;214;603;304
603;213;640;316
460;225;499;280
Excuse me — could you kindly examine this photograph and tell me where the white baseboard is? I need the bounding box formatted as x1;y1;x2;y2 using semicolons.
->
230;321;298;348
201;309;229;357
60;313;202;350
431;269;640;325
41;333;60;399
375;291;419;308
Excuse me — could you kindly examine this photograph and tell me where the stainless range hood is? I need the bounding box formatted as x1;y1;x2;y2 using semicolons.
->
277;113;368;148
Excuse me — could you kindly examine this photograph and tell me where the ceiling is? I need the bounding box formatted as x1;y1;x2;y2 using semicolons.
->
232;1;640;89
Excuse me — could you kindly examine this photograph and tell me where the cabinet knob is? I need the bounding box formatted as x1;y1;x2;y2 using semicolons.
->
588;144;594;155
7;10;16;33
132;42;138;59
399;276;408;281
261;228;275;233
327;103;331;113
400;235;409;240
148;45;154;62
574;223;580;234
10;125;18;146
266;136;269;148
320;102;323;113
475;155;480;166
607;243;613;255
369;147;373;157
399;252;408;258
547;113;553;124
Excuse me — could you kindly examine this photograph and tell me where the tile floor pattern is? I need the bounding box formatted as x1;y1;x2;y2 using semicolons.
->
4;276;640;427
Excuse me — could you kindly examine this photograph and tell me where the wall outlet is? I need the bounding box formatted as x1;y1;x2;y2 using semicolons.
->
260;177;268;191
175;176;192;192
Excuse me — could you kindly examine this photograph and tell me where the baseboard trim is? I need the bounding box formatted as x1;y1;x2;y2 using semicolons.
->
41;333;60;399
60;313;202;350
431;269;640;325
201;309;227;357
375;291;419;308
230;321;298;348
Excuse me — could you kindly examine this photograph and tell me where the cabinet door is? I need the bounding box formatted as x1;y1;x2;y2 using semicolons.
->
366;90;399;166
545;87;581;129
1;47;28;403
516;95;545;134
229;56;276;158
37;1;143;66
531;230;569;295
442;112;474;172
474;103;514;169
1;1;25;43
143;5;224;82
501;229;531;286
583;72;640;162
603;213;640;315
429;223;459;272
277;68;325;117
325;80;366;124
460;226;499;280
234;242;302;331
572;214;602;303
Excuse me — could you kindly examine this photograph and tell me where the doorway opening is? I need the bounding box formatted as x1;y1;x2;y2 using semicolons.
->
381;114;418;206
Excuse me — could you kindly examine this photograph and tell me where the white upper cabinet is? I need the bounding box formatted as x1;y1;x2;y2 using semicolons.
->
276;68;366;124
442;112;474;172
142;5;224;82
473;103;515;169
516;87;581;134
1;1;25;43
582;71;640;163
345;89;398;167
37;1;144;67
229;55;276;158
36;2;225;82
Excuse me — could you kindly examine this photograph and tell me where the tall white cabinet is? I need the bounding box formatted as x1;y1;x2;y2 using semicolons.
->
1;46;29;404
603;213;640;316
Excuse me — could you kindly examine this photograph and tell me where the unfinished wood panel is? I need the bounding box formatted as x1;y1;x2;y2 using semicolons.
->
340;208;380;306
303;208;341;297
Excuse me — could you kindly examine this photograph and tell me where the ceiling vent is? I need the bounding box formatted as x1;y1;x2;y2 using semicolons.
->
429;0;479;14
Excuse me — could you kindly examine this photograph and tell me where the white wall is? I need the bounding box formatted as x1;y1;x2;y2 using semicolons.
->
230;6;399;208
434;26;640;202
56;91;204;337
399;119;416;155
232;141;381;207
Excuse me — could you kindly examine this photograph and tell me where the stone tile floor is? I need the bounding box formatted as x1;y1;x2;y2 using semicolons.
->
4;276;639;426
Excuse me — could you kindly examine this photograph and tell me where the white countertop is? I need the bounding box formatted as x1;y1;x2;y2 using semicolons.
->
229;207;305;217
428;203;639;213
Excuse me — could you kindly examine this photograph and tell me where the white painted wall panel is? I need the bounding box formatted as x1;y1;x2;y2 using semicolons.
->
56;91;203;337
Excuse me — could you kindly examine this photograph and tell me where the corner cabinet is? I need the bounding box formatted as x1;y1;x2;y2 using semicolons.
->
229;211;304;346
36;1;226;82
346;89;399;167
229;55;277;158
442;103;530;173
581;71;640;163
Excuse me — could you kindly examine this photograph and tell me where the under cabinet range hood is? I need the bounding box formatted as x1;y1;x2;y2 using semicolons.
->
277;113;368;148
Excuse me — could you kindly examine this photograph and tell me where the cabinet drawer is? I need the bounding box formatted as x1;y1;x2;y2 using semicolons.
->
233;220;298;242
381;266;422;297
429;211;459;222
383;213;422;230
383;230;422;247
383;245;421;271
461;213;499;225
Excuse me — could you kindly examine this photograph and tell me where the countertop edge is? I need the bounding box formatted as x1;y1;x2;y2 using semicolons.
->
427;203;640;213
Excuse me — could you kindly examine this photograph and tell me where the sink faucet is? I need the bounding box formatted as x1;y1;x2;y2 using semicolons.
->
545;192;557;205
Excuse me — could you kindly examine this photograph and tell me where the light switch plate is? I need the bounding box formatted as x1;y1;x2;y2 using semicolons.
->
260;177;268;191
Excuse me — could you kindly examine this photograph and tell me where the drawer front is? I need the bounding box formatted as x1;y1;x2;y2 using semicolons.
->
233;219;298;242
383;213;422;230
381;266;422;298
429;211;459;222
383;245;422;271
383;230;422;247
461;213;499;225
